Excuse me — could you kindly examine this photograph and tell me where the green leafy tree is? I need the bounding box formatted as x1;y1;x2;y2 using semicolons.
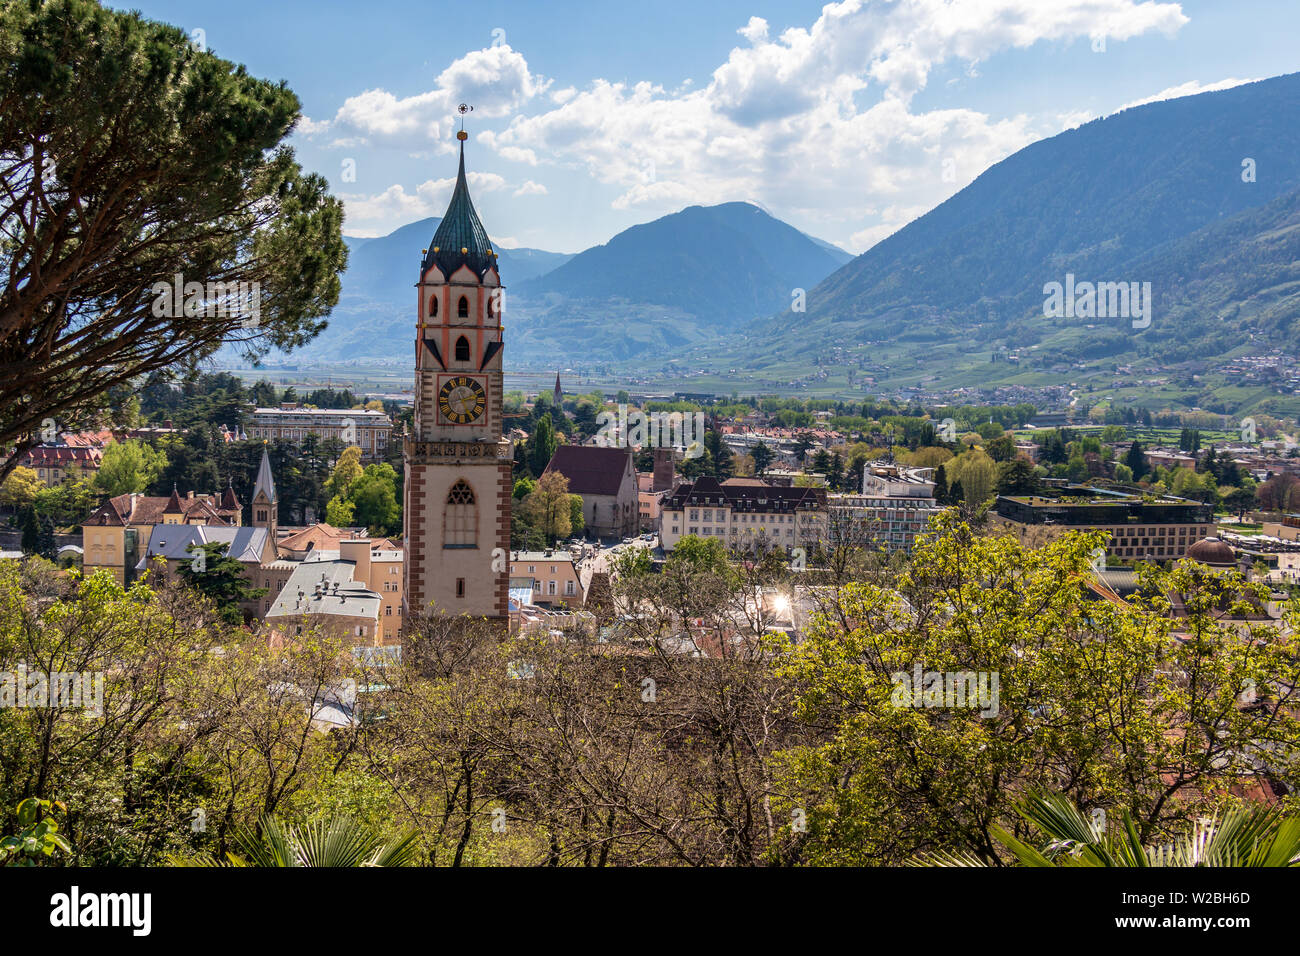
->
1124;440;1149;482
1;798;72;866
704;430;734;479
0;466;43;509
995;458;1038;496
18;506;39;554
327;446;364;500
325;495;355;527
568;494;585;538
94;439;167;497
33;477;95;528
984;435;1017;462
664;535;732;577
773;512;1300;865
750;441;774;476
349;463;400;536
519;471;572;544
512;476;537;501
0;0;346;484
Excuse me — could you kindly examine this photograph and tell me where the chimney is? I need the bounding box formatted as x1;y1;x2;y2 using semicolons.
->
339;538;372;586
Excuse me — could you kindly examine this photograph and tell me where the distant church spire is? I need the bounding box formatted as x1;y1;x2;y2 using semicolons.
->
554;372;562;406
251;444;277;541
253;445;277;505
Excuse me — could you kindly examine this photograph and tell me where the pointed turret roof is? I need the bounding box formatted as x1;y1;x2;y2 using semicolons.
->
253;446;277;504
164;484;184;514
422;139;497;280
221;478;239;511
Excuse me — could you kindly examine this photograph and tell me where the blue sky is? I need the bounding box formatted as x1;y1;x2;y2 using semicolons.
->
113;0;1300;254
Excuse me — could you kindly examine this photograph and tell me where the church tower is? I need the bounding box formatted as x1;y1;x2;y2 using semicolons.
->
251;445;278;541
404;128;511;622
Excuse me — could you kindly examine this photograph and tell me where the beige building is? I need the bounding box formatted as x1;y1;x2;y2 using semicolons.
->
510;549;586;607
82;484;242;584
250;405;392;460
659;476;828;553
21;445;103;487
1261;514;1300;542
265;555;387;646
135;523;276;620
637;474;672;533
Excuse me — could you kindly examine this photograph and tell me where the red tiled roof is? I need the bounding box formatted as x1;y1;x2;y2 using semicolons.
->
61;430;114;447
21;446;103;465
83;492;238;528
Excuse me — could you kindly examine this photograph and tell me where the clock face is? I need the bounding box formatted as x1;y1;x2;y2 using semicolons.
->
438;376;487;424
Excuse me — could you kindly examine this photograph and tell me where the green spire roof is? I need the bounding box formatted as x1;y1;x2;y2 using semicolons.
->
423;141;496;280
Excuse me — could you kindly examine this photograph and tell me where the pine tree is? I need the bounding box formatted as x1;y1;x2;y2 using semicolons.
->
1124;440;1148;482
35;515;57;560
19;506;39;555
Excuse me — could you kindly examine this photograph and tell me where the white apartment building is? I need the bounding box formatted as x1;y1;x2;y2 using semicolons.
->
250;405;392;459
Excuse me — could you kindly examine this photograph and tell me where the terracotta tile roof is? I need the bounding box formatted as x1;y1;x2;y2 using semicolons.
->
21;446;103;465
277;523;351;553
83;492;238;528
61;430;115;447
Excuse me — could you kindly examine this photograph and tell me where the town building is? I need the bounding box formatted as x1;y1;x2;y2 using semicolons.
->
134;523;276;619
659;476;827;553
993;486;1214;561
545;444;639;539
828;464;942;553
250;405;392;460
510;548;587;607
264;555;387;646
82;483;242;584
20;445;103;486
404;133;512;622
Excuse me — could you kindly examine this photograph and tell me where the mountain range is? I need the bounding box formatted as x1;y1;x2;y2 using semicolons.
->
729;72;1300;412
288;203;850;364
275;73;1300;414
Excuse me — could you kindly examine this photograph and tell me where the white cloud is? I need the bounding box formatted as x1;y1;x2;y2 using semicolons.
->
513;180;548;197
296;115;330;136
340;173;508;235
1117;76;1258;112
321;0;1190;250
482;0;1186;250
299;45;547;149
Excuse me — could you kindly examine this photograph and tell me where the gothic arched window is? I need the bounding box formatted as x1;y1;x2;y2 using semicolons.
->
444;479;477;548
457;295;469;318
429;296;438;318
454;335;471;362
